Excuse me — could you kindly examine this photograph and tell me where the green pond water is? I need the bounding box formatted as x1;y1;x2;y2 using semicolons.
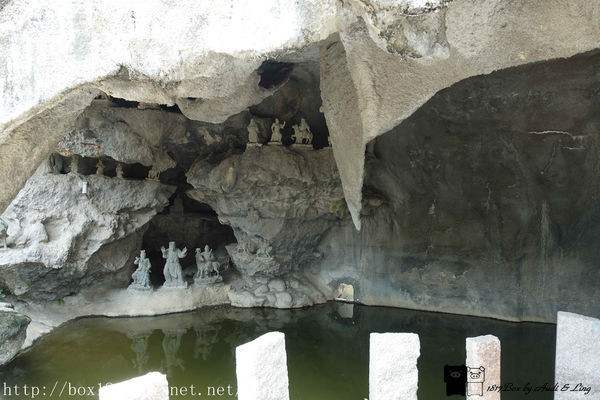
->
0;303;555;400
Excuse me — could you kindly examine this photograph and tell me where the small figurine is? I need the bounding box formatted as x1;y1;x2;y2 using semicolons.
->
70;155;79;174
128;250;152;291
161;242;187;288
0;218;8;251
270;118;285;144
194;245;222;284
116;163;124;179
291;118;313;145
256;245;273;258
96;160;104;176
247;118;260;146
147;166;160;181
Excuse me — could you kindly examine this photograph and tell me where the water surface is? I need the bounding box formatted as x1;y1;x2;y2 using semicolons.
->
0;303;555;399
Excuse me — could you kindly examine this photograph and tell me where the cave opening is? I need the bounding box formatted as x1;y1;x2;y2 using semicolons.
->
140;171;236;287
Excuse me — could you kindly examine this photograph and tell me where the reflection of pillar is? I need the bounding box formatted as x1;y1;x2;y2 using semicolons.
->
128;333;151;374
194;326;221;360
161;329;186;375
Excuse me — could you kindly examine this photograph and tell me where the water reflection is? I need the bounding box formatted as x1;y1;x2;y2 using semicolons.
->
0;303;555;400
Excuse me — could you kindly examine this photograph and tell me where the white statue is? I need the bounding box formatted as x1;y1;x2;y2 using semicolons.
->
270;118;285;144
128;250;152;291
195;245;222;284
70;155;79;174
147;166;160;180
161;242;187;288
116;163;124;179
247;118;260;145
291;118;313;145
96;160;104;175
0;218;8;251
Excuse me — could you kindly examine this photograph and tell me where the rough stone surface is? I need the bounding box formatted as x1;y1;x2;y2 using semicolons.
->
99;372;169;400
236;331;289;400
0;310;30;365
321;1;600;228
555;312;600;400
311;51;600;322
369;332;420;400
187;145;346;278
466;335;500;400
0;166;174;300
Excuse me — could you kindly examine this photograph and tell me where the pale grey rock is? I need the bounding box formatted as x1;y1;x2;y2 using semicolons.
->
228;273;324;309
236;331;290;400
555;312;600;400
466;335;500;400
99;372;168;400
187;145;346;278
320;1;600;229
0;166;175;300
369;332;420;400
57;101;176;173
0;310;30;365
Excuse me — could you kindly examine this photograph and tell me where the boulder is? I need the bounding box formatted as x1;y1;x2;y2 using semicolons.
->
0;310;30;365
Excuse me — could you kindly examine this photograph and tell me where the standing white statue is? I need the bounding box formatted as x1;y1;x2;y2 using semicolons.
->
161;242;187;288
247;118;260;146
116;163;124;179
70;155;79;174
292;118;313;145
270;118;285;144
96;160;104;175
129;250;152;291
194;245;222;284
0;218;8;251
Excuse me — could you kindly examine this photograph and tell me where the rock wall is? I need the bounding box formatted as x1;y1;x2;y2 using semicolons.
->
310;51;600;322
0;166;174;300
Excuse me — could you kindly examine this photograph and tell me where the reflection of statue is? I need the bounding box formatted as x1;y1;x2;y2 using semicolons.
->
292;118;313;145
128;250;152;291
270;119;285;144
247;118;260;145
194;245;222;284
96;160;104;175
0;218;8;251
161;242;187;288
194;326;221;360
116;163;124;179
161;330;186;375
128;333;150;373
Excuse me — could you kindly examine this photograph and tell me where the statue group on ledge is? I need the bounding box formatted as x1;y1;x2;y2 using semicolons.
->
247;117;330;147
128;241;222;291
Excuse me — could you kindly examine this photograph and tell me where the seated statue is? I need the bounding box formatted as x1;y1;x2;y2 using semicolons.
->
161;242;187;288
195;245;222;284
128;250;152;291
0;218;7;251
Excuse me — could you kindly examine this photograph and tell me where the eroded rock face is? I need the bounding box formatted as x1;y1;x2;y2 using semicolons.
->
311;51;600;321
0;167;175;300
187;145;345;307
187;145;346;277
0;310;30;365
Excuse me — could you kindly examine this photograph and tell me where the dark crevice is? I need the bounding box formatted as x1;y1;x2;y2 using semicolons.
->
257;60;294;89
